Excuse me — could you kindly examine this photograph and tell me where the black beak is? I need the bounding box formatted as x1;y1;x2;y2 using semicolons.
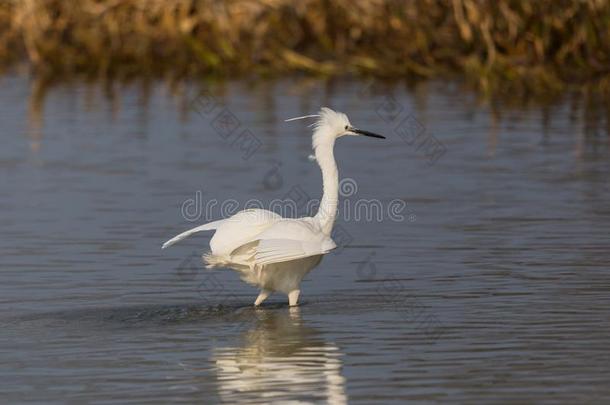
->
350;127;386;139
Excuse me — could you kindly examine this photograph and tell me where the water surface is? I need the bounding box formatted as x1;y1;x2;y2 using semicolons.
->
1;74;610;403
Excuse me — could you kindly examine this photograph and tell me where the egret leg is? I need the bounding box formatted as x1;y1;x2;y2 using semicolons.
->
254;289;271;307
288;290;300;307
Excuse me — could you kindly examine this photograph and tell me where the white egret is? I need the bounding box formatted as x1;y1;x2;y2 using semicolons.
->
162;107;385;306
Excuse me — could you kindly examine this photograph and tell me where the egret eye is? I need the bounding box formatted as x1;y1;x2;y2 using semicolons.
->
344;125;349;130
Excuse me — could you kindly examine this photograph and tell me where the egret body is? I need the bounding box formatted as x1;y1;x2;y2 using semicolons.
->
163;107;385;306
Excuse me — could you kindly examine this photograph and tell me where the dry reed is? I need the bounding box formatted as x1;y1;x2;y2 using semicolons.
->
1;0;608;93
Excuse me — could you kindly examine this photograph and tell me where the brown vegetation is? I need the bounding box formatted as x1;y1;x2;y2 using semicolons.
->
1;0;609;93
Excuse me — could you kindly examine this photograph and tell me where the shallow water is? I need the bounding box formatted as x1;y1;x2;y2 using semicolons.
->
1;74;609;403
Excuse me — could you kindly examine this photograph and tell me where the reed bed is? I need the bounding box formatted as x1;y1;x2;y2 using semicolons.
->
1;0;609;93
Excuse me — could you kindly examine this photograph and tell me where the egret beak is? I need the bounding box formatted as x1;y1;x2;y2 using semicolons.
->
349;127;386;139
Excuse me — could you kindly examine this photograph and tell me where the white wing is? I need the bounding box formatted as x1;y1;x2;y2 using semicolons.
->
162;218;227;249
238;219;336;266
208;209;282;256
164;211;336;267
162;209;282;251
253;238;336;266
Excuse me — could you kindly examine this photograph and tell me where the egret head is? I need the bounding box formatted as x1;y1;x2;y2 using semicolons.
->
286;107;385;150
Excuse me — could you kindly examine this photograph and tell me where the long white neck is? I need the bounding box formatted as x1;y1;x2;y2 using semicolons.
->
313;138;338;235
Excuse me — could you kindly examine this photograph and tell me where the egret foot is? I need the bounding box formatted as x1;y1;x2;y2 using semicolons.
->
254;289;271;307
288;290;300;307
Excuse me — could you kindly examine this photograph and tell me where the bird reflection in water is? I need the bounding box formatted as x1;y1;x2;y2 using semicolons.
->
213;308;347;404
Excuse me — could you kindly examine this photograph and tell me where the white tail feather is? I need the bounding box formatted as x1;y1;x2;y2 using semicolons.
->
162;219;226;249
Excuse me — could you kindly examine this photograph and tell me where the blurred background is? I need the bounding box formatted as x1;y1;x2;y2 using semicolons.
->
1;1;609;403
